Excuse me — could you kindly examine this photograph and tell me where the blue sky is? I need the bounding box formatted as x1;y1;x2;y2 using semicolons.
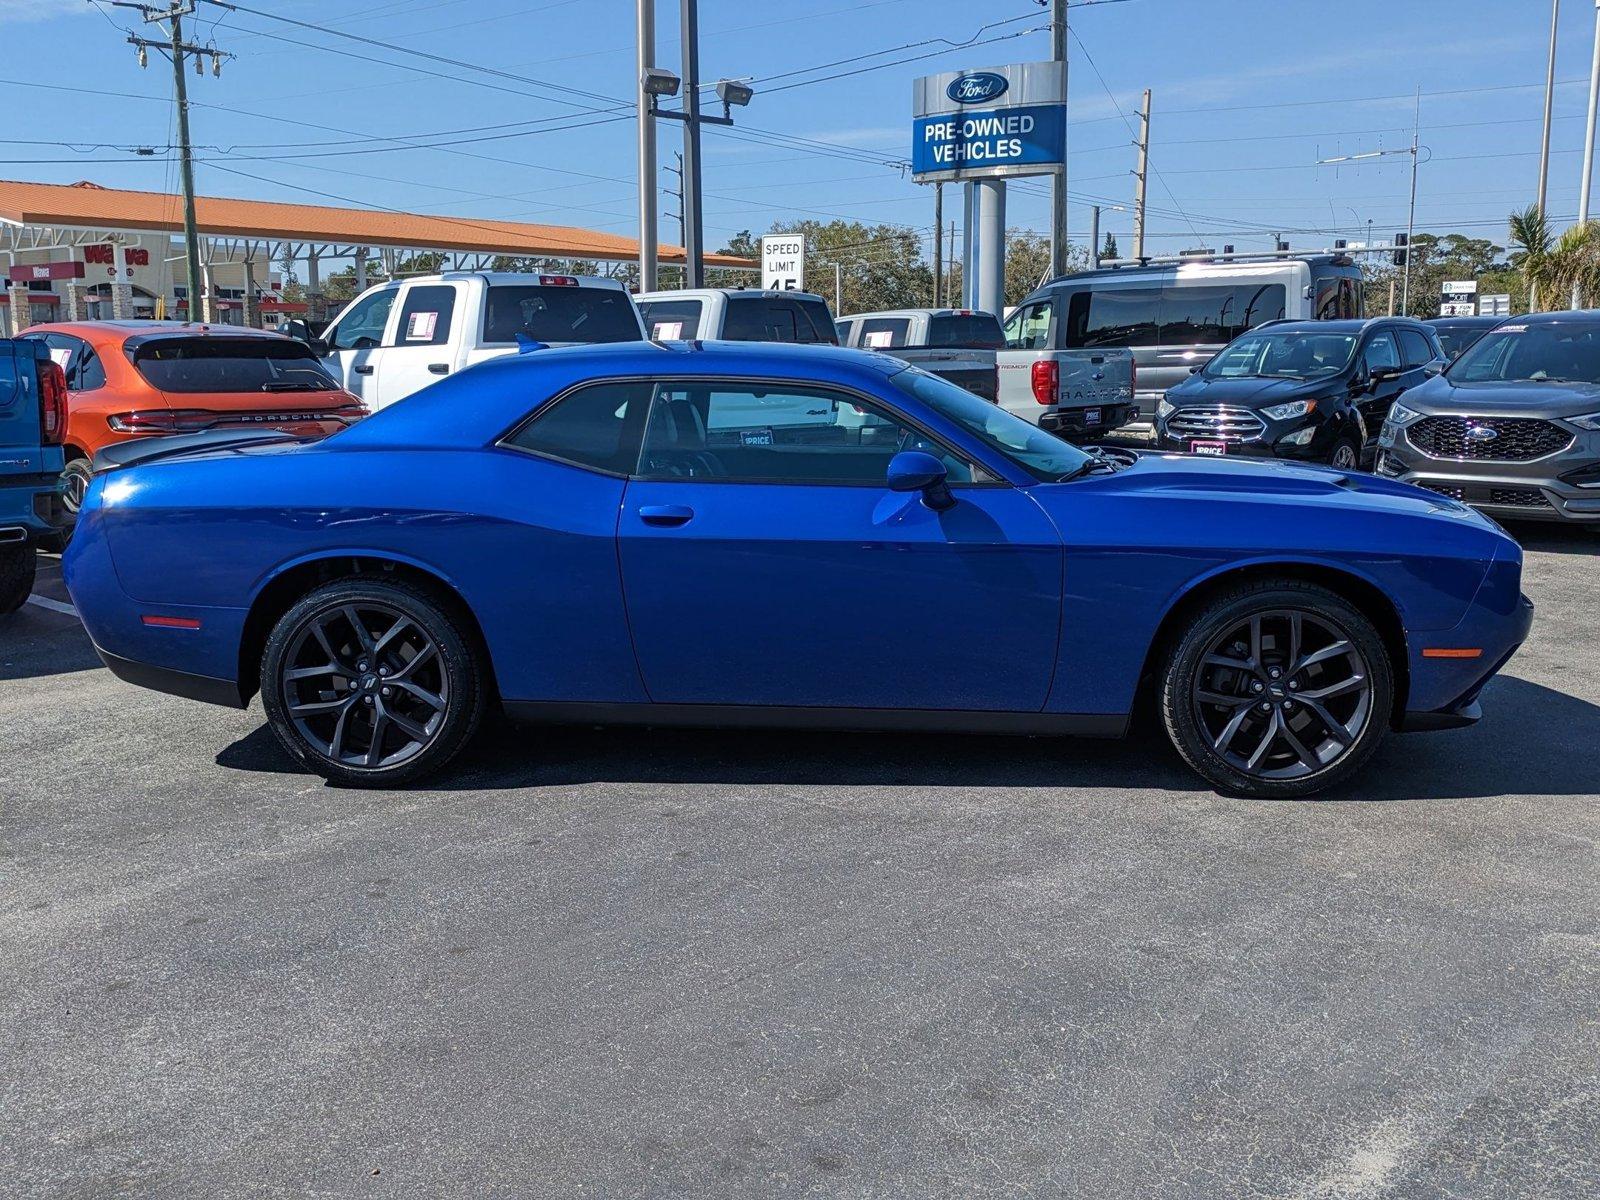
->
4;0;1598;261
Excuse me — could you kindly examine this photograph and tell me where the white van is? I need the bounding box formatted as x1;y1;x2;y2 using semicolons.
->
318;272;646;411
1010;253;1364;434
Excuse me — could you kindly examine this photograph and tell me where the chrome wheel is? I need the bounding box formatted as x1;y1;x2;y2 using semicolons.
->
61;462;91;514
280;601;449;770
1192;608;1373;782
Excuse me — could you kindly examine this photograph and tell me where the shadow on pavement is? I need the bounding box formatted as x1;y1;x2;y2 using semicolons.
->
215;674;1600;802
1505;522;1599;556
0;610;102;681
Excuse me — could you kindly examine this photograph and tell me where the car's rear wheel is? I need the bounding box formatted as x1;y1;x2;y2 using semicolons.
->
1160;581;1392;798
50;458;94;549
260;578;486;787
0;543;36;616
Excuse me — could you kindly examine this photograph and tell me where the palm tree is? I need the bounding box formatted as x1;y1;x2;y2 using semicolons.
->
1508;204;1552;310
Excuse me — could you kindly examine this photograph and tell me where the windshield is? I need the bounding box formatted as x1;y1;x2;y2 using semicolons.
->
483;285;641;344
928;313;1004;349
890;366;1091;482
131;338;340;393
1202;330;1358;380
1448;322;1600;383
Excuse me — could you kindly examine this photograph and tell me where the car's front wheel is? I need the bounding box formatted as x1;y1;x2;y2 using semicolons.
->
1160;581;1392;798
260;577;487;786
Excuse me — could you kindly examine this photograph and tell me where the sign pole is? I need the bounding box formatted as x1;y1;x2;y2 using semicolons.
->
1050;0;1069;279
679;0;705;289
636;0;658;292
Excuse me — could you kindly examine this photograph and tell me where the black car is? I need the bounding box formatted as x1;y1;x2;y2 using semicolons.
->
1154;318;1446;468
1427;314;1506;361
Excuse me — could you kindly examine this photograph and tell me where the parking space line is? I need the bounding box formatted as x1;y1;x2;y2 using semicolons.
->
25;595;77;617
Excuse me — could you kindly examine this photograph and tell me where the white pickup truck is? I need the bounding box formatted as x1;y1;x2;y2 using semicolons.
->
835;308;1001;403
635;288;839;345
317;271;647;411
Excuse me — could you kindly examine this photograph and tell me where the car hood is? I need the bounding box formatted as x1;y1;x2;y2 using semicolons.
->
1167;374;1330;407
1037;451;1505;542
1404;374;1600;418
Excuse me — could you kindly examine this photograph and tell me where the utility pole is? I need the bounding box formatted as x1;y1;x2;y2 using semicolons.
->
932;184;943;306
1578;0;1600;307
678;0;705;288
1132;89;1151;260
1050;0;1070;278
636;0;658;292
663;152;685;287
1403;89;1419;313
117;2;230;324
1535;0;1560;311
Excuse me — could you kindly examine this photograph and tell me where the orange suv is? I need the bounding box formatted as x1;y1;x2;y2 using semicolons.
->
21;321;366;527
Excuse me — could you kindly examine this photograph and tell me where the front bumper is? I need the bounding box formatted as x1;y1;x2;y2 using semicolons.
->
1042;401;1137;440
1379;422;1600;523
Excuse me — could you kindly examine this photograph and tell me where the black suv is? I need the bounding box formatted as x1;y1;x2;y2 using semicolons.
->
1155;318;1446;468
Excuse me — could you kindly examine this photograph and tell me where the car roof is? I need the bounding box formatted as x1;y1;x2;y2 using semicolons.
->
635;288;829;303
840;308;998;320
1489;309;1600;324
333;340;901;452
1255;317;1429;335
363;271;628;290
27;320;292;343
1425;314;1506;327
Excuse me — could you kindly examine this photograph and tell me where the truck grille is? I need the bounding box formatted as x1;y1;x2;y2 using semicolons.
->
1488;487;1552;508
1407;416;1572;462
1166;406;1266;441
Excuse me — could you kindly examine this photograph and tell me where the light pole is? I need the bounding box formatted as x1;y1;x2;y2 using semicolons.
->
639;3;753;289
1577;0;1600;307
636;0;659;292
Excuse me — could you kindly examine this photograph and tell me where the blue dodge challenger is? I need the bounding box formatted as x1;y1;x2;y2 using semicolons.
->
64;341;1532;798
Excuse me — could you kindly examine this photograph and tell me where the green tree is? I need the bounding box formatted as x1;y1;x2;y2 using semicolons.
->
1360;231;1511;319
1100;231;1119;262
1508;203;1553;309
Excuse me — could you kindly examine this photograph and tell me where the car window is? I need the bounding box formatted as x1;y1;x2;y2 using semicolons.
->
638;298;704;340
858;317;913;349
1397;328;1432;369
1002;299;1052;350
130;337;342;393
794;298;839;344
1362;331;1401;373
327;287;398;351
75;347;107;390
636;380;973;485
1339;278;1361;319
388;284;456;348
928;313;1004;349
483;284;641;345
722;296;829;343
1061;283;1287;349
835;318;858;346
501;380;652;475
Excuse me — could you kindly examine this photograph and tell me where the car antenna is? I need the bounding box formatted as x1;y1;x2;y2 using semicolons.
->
515;333;548;354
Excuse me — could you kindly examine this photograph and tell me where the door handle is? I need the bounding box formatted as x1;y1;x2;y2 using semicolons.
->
637;504;694;527
353;364;374;375
428;363;449;375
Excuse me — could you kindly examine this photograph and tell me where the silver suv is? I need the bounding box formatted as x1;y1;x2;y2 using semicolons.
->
1376;311;1600;525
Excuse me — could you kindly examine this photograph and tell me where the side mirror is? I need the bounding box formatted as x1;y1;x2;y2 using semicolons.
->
1369;365;1402;384
887;449;955;511
308;337;332;357
1423;357;1447;376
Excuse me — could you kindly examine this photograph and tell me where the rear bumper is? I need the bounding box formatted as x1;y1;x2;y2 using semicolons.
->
94;643;247;708
0;465;68;547
1042;402;1137;439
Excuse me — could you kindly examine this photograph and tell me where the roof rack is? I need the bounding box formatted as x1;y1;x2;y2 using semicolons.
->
1092;245;1402;269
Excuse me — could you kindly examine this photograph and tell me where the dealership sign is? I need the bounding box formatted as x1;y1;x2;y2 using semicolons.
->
912;62;1065;183
760;234;805;291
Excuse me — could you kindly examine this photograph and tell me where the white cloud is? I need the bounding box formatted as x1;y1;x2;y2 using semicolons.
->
0;0;82;21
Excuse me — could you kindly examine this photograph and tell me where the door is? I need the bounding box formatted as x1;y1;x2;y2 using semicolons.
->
323;284;399;409
1354;329;1407;433
617;379;1064;711
372;282;464;408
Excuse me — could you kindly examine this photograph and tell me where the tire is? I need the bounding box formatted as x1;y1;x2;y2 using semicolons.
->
260;577;487;787
54;458;94;547
0;542;35;616
1328;436;1360;471
1160;581;1393;799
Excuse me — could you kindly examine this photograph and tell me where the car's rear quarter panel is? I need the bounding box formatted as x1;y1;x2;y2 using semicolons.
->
80;445;649;704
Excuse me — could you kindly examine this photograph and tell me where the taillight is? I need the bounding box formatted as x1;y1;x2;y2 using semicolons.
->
539;275;578;286
107;410;215;434
1031;359;1058;406
37;359;68;445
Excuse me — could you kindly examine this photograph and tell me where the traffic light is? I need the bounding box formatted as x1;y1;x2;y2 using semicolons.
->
1392;233;1408;266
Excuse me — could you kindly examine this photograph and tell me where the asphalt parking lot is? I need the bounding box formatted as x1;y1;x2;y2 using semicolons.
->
3;533;1598;1198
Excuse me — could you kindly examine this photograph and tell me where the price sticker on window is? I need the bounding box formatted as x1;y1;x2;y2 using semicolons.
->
406;311;438;341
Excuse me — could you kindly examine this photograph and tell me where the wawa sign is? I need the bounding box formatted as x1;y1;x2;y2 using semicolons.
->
911;62;1066;184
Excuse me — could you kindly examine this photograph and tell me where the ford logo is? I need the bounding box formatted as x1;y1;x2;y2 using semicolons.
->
1466;424;1499;442
946;71;1009;105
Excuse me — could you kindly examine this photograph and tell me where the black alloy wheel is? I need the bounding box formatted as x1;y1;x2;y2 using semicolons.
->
1329;438;1359;470
1161;582;1392;798
60;459;93;516
261;578;486;786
